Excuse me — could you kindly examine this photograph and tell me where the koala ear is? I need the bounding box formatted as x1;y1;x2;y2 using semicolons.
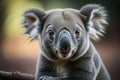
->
22;8;45;40
80;4;108;40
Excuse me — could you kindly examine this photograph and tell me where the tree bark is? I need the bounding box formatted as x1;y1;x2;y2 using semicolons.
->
0;70;34;80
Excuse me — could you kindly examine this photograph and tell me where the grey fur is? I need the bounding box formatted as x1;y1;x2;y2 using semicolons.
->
22;4;111;80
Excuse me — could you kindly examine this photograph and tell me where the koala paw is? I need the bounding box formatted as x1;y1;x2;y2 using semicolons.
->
39;76;55;80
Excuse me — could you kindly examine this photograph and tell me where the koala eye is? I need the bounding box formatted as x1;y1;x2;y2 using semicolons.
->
48;29;55;42
75;29;80;40
48;30;54;36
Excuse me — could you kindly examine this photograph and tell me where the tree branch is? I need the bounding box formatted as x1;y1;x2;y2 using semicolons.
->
0;70;34;80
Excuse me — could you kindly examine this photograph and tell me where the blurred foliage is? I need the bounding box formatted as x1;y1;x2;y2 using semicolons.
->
0;0;7;39
3;0;44;38
39;0;119;16
0;1;7;26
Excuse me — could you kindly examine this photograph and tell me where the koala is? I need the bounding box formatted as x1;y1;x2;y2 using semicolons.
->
22;4;111;80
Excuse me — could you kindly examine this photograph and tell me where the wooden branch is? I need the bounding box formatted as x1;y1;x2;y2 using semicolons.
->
0;70;34;80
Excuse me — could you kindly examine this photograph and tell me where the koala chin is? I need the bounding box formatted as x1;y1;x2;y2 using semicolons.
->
22;4;111;80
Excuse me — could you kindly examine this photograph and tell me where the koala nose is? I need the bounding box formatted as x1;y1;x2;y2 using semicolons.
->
60;37;71;54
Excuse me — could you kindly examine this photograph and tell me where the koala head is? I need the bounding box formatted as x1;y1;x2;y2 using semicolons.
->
22;4;107;61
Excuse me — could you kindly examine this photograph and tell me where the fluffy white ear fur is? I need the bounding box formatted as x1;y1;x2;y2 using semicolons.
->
22;9;45;41
80;4;108;41
23;13;40;40
88;8;108;40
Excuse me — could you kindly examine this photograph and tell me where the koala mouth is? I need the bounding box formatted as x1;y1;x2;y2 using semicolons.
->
54;47;77;59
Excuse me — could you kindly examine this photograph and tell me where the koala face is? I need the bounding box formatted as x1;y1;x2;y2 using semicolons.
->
22;4;107;61
40;9;89;61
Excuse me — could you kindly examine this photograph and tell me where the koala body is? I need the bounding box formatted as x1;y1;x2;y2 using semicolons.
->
22;4;111;80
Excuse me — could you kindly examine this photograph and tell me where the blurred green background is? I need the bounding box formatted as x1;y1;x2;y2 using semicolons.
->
0;0;120;80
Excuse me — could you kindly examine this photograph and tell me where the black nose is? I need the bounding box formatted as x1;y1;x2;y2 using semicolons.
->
60;37;71;54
